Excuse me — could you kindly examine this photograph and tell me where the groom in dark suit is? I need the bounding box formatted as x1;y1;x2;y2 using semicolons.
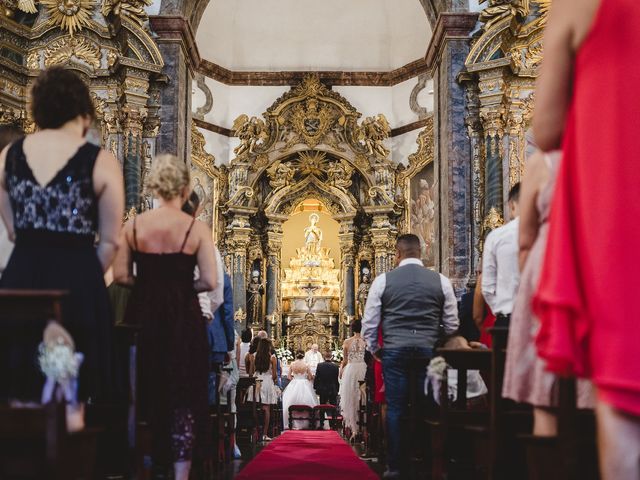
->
313;351;339;405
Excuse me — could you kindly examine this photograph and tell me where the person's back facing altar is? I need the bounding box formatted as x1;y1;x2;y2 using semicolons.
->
283;352;318;430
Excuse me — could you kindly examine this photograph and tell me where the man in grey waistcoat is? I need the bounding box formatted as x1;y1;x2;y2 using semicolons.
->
362;234;459;478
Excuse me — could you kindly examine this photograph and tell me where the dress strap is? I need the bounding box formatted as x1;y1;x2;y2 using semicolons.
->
132;216;139;252
180;218;197;253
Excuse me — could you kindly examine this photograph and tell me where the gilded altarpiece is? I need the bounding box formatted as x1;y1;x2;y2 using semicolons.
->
0;0;164;217
460;0;549;267
221;75;402;348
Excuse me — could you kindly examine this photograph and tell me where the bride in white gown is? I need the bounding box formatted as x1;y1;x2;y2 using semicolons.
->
339;321;367;438
282;352;318;430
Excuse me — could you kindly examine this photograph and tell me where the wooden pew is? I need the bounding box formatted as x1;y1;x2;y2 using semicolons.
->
428;348;492;480
0;289;100;479
519;378;599;480
235;377;259;448
0;400;100;479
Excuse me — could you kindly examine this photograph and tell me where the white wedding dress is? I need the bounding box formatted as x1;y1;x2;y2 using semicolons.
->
339;337;367;435
282;372;318;430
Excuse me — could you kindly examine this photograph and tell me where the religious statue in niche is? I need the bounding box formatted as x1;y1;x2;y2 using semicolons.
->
303;213;323;258
247;270;265;326
410;163;438;268
357;268;372;319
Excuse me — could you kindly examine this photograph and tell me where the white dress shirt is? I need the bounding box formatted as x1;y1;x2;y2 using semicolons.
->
481;218;520;315
361;258;460;354
197;246;225;319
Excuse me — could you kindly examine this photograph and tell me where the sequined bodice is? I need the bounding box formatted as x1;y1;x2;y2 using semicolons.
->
4;139;99;236
348;338;366;363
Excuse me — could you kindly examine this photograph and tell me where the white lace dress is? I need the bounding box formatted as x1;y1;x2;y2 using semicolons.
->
339;338;367;435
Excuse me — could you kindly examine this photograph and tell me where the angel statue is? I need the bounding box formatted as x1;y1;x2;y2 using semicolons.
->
102;0;153;27
359;114;391;159
232;114;269;158
268;161;295;189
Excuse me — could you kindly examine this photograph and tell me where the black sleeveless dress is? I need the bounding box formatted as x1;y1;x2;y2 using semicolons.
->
123;218;209;464
0;138;114;402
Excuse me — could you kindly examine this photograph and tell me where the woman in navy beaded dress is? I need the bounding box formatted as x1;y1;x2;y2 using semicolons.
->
0;67;124;402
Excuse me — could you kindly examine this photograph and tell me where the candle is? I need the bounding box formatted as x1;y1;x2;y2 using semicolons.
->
287;316;291;326
329;316;333;326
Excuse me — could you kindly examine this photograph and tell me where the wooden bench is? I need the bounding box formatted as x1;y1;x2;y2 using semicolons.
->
0;401;100;479
428;348;492;479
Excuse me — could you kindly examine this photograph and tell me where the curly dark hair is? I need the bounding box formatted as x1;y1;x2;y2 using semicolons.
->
30;67;95;130
295;350;305;360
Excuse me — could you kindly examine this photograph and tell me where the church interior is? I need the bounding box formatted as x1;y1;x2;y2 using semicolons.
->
1;0;611;479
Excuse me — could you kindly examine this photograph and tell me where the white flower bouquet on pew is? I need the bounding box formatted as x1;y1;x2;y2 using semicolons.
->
38;323;85;432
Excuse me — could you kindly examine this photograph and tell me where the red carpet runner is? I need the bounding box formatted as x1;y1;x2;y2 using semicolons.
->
235;430;378;479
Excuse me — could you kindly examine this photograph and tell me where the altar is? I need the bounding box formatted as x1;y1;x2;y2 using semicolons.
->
280;213;341;353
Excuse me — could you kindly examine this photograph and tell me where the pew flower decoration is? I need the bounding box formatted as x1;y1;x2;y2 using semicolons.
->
38;337;81;383
275;346;293;362
426;356;447;402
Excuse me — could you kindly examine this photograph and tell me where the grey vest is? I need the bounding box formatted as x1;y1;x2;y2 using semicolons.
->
381;263;444;349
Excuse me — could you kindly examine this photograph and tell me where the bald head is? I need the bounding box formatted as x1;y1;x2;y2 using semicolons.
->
395;234;421;262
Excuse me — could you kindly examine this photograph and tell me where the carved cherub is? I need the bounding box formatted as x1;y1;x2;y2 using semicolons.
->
359;114;391;159
232;114;269;157
267;161;295;189
327;161;353;190
102;0;153;27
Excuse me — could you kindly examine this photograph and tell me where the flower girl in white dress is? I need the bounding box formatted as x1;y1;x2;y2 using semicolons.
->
282;351;318;429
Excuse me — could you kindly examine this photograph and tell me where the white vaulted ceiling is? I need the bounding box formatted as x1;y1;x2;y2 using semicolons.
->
196;0;431;71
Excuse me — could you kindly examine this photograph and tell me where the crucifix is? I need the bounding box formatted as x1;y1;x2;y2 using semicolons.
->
302;283;319;312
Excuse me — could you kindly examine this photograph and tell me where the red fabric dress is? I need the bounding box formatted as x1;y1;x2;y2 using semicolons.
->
533;0;640;415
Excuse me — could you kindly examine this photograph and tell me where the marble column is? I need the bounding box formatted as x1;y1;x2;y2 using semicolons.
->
149;16;200;160
265;216;285;337
227;223;251;328
430;13;478;292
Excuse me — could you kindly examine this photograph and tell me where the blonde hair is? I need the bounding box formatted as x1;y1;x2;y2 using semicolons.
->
147;154;190;201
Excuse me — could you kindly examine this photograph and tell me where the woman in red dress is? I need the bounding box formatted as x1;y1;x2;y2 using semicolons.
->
533;0;640;477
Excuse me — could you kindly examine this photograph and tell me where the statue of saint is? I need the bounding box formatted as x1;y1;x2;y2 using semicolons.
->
357;269;372;319
247;271;264;326
303;213;323;256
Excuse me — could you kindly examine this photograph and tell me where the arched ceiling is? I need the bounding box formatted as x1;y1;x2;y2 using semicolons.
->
196;0;432;72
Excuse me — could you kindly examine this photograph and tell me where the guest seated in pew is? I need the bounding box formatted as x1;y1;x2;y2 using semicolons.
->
427;334;488;407
283;351;317;430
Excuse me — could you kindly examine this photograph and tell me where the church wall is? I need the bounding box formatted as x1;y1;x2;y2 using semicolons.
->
393;130;422;166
